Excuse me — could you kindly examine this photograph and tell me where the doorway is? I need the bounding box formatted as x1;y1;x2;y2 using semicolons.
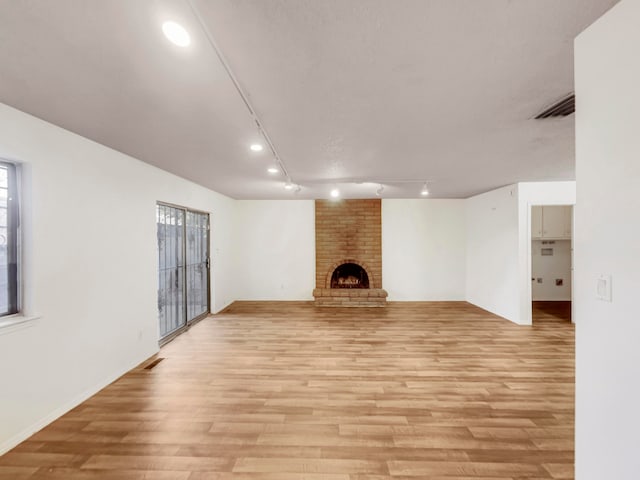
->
157;203;210;344
530;205;573;323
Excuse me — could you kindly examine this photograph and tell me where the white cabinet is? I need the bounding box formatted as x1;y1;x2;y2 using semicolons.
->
532;205;572;239
531;206;544;238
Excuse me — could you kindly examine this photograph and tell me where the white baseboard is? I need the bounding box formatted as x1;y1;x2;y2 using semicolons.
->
0;350;156;455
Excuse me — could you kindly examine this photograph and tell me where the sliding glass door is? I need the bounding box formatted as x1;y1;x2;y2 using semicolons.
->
157;203;210;342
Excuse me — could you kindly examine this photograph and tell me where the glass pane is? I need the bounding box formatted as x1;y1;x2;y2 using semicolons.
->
0;165;9;315
157;204;186;339
186;211;209;321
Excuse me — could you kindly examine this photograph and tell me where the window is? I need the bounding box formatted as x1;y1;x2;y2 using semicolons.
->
0;161;19;316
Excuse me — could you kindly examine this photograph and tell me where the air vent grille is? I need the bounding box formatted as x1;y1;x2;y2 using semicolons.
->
535;94;575;119
144;357;165;370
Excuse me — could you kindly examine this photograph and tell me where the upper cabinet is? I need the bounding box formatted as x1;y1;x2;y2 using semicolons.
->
532;205;572;239
531;205;544;238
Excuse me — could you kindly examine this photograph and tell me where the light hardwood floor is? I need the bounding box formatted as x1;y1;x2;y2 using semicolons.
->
0;301;574;479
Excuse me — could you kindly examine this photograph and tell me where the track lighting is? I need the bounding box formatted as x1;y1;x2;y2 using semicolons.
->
421;182;429;196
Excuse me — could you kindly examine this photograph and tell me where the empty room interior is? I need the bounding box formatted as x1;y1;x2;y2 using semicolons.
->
0;1;638;479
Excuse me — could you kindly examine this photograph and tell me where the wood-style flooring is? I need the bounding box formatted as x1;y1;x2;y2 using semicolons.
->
532;301;572;324
0;301;575;479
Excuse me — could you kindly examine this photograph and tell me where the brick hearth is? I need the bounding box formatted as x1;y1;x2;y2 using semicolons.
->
313;199;388;307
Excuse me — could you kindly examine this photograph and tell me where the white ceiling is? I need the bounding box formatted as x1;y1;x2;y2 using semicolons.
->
0;0;619;199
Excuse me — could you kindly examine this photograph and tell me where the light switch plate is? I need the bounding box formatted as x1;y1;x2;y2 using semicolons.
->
596;275;612;302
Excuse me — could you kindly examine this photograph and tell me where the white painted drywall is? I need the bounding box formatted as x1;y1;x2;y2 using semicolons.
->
517;182;576;324
465;184;521;322
575;1;640;477
233;200;315;300
465;182;575;324
0;103;237;454
382;199;466;300
531;240;572;301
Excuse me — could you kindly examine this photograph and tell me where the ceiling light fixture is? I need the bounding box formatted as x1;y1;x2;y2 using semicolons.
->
284;181;294;190
421;182;430;196
250;144;263;152
330;189;340;198
267;167;279;174
376;185;384;197
162;21;191;47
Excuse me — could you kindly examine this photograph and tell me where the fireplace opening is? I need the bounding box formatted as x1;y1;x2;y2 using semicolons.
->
330;263;369;289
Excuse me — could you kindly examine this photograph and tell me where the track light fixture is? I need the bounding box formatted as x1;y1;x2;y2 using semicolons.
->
184;0;295;189
421;182;430;196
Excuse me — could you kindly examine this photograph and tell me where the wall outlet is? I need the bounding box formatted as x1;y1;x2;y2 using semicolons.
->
556;279;563;286
596;275;612;302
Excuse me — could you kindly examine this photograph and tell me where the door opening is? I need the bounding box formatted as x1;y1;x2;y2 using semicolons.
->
530;205;573;324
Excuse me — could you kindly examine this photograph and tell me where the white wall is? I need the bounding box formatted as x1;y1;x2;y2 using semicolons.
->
531;240;572;301
575;1;640;477
0;103;237;454
382;199;466;300
233;198;468;302
234;200;315;300
465;181;575;324
465;184;522;322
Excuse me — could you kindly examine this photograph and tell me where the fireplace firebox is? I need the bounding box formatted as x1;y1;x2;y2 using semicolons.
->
330;263;369;289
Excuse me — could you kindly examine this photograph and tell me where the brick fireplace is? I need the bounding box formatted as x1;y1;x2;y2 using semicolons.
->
313;199;388;307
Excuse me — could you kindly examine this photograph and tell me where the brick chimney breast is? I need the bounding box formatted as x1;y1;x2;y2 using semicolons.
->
313;199;388;307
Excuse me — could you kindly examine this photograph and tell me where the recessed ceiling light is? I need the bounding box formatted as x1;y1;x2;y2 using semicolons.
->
162;21;191;47
330;189;340;198
267;167;279;174
250;144;263;152
284;182;294;190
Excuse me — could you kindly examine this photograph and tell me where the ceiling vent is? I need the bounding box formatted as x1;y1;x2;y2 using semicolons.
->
535;93;575;119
